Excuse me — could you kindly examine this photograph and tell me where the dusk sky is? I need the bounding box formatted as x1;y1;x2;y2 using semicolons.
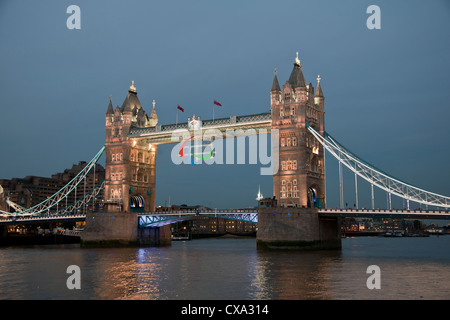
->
0;1;449;209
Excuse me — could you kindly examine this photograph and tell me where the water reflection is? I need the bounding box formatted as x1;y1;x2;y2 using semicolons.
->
0;237;448;299
251;250;343;299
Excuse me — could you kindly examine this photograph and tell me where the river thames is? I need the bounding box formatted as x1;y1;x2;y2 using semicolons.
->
0;235;448;300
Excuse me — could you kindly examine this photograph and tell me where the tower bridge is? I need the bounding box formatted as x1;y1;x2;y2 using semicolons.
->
1;52;449;249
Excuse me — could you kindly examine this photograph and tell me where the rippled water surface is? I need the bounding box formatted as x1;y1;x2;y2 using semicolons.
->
0;236;448;300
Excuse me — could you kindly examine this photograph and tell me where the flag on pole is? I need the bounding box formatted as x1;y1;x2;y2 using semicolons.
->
213;100;222;106
177;105;184;112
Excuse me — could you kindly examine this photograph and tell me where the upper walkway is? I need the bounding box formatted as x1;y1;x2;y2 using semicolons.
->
128;112;272;144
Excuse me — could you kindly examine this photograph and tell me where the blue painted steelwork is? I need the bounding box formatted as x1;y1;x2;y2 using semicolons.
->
138;210;259;228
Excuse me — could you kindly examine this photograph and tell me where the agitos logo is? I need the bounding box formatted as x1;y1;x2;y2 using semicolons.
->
171;127;279;176
179;136;215;165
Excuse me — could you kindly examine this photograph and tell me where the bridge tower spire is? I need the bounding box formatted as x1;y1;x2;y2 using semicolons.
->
270;52;326;208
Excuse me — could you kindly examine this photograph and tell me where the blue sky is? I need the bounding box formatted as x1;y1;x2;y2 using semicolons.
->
0;0;449;209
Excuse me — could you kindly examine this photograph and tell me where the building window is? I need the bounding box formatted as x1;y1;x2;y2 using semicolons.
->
293;137;297;146
138;152;143;162
112;154;116;161
287;161;292;170
284;107;290;116
281;138;285;147
293;179;297;185
130;153;135;161
281;161;286;170
293;160;297;170
282;180;286;185
287;138;291;147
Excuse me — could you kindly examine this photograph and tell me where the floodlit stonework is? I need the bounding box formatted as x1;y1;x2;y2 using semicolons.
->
104;82;158;213
270;53;326;209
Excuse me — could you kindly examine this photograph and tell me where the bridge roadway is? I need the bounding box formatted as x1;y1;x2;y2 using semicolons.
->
1;208;449;227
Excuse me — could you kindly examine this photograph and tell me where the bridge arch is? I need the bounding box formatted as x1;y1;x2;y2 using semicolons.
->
130;195;145;212
308;184;323;208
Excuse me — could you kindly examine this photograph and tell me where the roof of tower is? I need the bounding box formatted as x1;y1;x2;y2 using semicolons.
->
315;75;324;98
106;96;114;115
121;80;142;113
271;68;281;92
288;52;306;89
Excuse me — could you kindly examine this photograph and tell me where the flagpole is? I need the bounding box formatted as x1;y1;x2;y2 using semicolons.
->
176;109;178;125
213;105;215;123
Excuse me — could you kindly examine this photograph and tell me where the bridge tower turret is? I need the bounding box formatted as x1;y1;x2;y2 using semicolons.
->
271;53;326;209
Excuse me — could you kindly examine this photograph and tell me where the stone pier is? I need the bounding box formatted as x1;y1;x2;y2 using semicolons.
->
80;211;171;247
256;207;341;250
138;226;172;246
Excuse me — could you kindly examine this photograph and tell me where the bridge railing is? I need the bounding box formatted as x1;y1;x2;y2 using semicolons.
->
128;112;272;138
320;208;449;214
138;208;258;215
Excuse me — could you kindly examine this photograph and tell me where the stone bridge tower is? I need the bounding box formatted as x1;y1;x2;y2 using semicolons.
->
104;82;158;213
257;53;340;251
270;52;326;208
